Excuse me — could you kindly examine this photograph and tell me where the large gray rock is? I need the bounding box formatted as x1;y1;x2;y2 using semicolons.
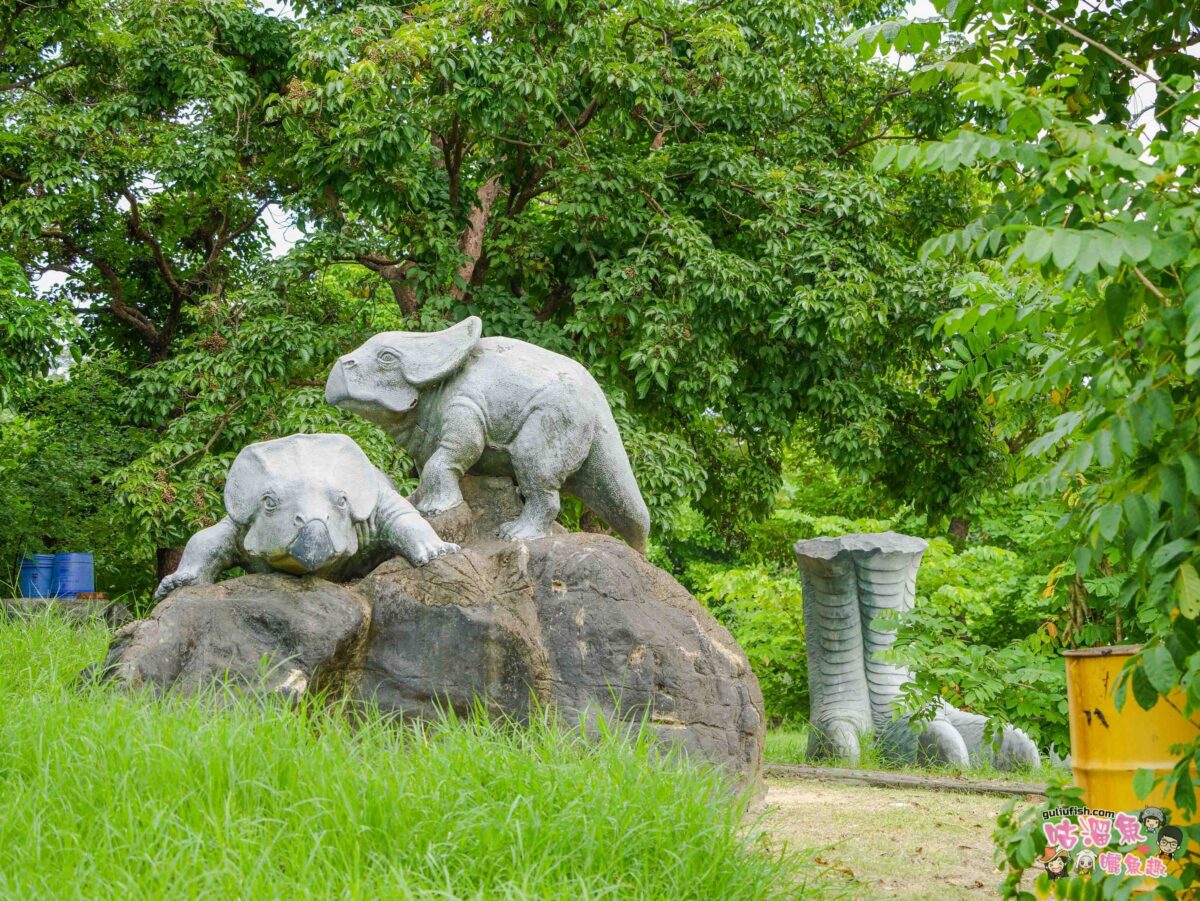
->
101;574;370;698
97;478;763;782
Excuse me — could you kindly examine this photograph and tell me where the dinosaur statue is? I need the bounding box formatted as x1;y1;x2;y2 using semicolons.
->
154;433;458;600
794;532;1040;771
325;316;651;550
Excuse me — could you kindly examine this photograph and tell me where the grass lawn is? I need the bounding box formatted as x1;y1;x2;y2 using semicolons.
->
0;615;832;901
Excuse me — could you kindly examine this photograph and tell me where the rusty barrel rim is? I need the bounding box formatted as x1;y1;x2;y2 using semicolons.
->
1063;644;1142;659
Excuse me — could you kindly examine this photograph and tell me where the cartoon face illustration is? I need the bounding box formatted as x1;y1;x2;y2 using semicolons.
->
1039;846;1070;878
1140;807;1167;833
1074;850;1096;874
1157;825;1183;859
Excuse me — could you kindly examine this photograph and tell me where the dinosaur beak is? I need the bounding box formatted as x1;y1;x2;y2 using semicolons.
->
283;520;336;574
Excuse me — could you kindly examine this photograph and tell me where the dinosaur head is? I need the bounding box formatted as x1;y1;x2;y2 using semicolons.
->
325;316;483;427
225;434;377;576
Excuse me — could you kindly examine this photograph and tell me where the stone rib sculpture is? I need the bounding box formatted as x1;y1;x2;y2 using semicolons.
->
154;433;459;600
324;316;651;551
794;532;1040;770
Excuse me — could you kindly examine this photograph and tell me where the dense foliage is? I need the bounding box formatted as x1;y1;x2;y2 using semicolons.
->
854;0;1200;895
0;0;288;361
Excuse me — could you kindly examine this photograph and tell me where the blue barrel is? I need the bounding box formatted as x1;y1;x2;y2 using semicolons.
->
50;553;94;598
18;554;56;598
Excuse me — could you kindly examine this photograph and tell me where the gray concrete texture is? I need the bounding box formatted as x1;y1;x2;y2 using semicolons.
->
794;532;1039;771
325;316;650;550
154;433;458;600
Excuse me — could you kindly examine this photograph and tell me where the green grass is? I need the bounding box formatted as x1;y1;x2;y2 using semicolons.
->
0;616;835;900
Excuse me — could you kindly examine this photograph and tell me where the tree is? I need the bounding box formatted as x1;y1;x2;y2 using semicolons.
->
0;0;292;361
855;1;1200;894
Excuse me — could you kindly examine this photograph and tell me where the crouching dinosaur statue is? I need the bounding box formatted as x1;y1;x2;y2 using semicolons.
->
794;532;1040;771
154;433;459;600
325;315;651;551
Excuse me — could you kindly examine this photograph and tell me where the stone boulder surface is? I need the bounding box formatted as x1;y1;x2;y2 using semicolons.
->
96;477;764;781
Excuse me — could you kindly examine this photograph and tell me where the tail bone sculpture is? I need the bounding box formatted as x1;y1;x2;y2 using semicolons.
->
794;532;1039;770
325;316;651;550
154;433;459;600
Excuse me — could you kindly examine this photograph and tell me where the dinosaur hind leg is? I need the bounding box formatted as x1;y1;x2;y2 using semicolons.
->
854;547;1038;770
499;409;590;541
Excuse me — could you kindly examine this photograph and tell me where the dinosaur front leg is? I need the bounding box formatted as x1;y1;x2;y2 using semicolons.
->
153;517;242;600
373;480;460;566
415;407;485;516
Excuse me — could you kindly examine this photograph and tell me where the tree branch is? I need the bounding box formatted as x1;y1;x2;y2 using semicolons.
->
1028;3;1179;98
41;227;161;345
451;175;503;301
354;254;419;314
122;189;188;300
836;88;909;156
191;200;270;284
0;60;77;93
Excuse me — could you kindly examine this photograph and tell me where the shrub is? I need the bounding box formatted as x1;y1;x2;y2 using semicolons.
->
691;564;808;724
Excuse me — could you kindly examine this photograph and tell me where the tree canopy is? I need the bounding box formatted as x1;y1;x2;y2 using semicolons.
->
2;0;999;578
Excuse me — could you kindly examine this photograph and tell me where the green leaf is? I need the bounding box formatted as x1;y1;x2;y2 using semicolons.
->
1021;228;1054;264
1097;503;1122;542
1174;768;1196;813
1132;665;1160;711
1142;645;1178;694
1133;767;1157;800
1152;538;1192;570
1123;493;1152;536
1051;231;1080;270
1177;563;1200;619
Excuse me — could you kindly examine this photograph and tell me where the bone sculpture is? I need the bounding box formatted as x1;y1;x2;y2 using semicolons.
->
154;433;459;600
325;316;651;550
794;532;1040;770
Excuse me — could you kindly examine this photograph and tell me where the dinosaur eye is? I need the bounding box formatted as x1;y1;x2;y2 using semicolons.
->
377;349;400;365
335;494;348;508
262;495;278;511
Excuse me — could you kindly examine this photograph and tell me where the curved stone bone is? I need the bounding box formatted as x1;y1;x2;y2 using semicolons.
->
794;532;1040;771
154;433;459;600
325;316;651;551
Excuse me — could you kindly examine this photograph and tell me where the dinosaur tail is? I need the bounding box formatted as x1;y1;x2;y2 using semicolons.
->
568;414;650;553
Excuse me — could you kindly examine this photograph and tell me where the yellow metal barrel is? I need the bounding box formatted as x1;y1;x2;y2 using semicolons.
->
1065;645;1198;816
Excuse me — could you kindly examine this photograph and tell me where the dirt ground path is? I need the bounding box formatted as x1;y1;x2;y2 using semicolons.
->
760;778;1030;899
